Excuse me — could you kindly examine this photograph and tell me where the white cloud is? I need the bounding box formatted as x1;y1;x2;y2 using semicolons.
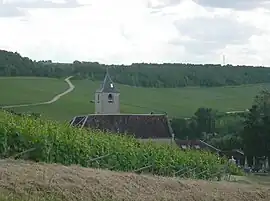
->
0;0;269;66
4;0;83;8
193;0;270;10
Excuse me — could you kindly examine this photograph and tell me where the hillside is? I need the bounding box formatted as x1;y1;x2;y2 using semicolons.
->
0;77;67;105
1;77;269;121
0;160;269;201
1;49;270;88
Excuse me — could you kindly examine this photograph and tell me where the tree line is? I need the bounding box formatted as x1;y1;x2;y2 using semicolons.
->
171;90;270;160
1;49;270;88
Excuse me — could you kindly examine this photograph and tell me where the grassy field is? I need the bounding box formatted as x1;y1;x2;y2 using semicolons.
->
1;77;269;122
0;77;67;105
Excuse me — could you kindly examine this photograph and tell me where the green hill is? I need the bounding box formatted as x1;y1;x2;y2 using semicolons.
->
0;49;268;122
0;77;67;105
1;77;268;121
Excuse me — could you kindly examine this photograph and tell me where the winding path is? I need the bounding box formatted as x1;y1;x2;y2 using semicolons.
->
2;76;75;109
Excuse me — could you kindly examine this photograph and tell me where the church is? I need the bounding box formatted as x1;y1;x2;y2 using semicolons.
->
69;69;175;144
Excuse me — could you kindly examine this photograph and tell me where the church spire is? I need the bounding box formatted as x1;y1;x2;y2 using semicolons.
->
96;67;119;93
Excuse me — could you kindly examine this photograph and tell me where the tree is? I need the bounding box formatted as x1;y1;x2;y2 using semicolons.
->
210;135;243;151
170;118;199;140
171;107;218;140
242;90;270;157
194;107;217;138
2;49;270;88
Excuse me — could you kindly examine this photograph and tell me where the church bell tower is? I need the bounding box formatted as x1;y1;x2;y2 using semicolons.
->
95;68;120;114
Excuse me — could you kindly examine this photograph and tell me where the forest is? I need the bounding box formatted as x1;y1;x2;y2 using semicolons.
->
1;49;270;88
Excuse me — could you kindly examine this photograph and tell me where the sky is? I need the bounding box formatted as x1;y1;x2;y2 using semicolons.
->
0;0;270;66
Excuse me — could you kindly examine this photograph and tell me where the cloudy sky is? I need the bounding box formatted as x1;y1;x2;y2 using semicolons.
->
0;0;270;66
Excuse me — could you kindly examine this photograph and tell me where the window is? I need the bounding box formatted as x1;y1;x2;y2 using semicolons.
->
97;94;100;103
110;83;114;88
108;93;113;103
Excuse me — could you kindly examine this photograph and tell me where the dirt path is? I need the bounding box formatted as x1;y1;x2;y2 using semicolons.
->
0;159;269;201
2;76;74;109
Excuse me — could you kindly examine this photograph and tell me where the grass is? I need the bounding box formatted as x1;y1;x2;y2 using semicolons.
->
1;77;269;121
0;160;269;201
0;77;67;105
231;174;270;186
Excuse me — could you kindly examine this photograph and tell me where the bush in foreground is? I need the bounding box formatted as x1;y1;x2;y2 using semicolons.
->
0;111;239;179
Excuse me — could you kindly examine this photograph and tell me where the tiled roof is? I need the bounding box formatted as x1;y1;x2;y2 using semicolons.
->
96;70;119;93
70;114;173;139
175;139;220;152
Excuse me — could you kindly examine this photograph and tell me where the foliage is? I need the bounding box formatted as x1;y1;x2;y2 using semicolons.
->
1;49;270;88
171;109;246;151
242;90;270;157
194;107;217;136
227;162;244;176
215;113;245;136
171;107;226;140
209;135;243;151
210;113;245;150
0;111;240;180
171;107;218;140
171;118;198;140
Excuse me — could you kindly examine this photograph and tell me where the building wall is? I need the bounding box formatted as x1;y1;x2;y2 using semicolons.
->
95;93;102;114
95;92;120;114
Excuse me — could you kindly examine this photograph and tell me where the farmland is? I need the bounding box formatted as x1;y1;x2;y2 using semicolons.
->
1;77;269;121
0;77;67;106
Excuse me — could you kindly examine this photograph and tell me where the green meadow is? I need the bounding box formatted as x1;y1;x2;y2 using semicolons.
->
1;77;268;122
0;77;67;105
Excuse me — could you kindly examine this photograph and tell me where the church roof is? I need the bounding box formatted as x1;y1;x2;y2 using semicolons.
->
96;69;119;93
69;114;173;139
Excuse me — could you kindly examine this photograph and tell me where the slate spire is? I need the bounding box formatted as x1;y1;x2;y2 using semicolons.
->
96;67;119;93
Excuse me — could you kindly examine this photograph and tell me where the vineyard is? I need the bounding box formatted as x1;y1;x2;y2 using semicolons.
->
2;77;270;121
0;110;241;179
